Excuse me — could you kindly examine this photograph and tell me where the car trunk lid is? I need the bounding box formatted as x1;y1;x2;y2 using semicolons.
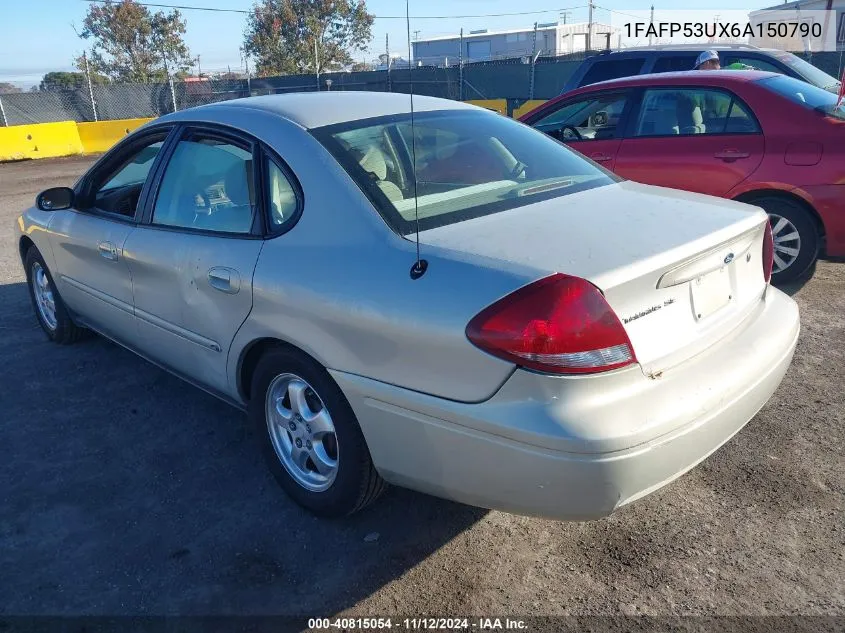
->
418;181;769;376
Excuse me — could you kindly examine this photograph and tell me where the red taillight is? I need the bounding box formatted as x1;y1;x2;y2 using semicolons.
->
762;220;774;284
466;274;637;375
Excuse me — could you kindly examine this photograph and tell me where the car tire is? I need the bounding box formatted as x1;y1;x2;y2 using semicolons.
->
24;246;88;344
249;346;387;517
751;196;819;285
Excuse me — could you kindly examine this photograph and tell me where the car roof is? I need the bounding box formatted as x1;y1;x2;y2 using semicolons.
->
568;69;778;94
178;91;477;130
588;45;781;55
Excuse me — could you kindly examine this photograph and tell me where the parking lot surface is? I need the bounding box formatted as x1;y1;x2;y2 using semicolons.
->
1;156;843;618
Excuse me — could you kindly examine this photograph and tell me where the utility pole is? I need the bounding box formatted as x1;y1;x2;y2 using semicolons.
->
314;38;320;90
458;28;464;100
386;33;391;92
649;5;655;47
83;51;98;122
587;0;594;52
413;29;420;41
529;22;538;99
560;11;571;25
196;54;201;77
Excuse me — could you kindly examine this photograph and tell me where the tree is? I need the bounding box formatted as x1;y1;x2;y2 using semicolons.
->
39;71;108;92
244;0;374;76
0;82;22;94
76;0;193;83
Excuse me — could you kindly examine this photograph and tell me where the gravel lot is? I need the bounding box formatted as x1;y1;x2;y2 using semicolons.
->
1;156;843;622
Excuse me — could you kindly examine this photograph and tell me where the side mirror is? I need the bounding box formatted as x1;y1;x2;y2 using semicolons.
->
36;187;74;211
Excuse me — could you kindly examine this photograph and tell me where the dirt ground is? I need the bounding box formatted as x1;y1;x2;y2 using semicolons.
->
0;156;843;624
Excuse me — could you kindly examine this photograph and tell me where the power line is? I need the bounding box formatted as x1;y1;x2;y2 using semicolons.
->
81;0;587;20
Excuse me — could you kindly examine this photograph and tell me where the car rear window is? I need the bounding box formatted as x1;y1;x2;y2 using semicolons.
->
312;110;616;234
579;58;646;87
758;75;845;121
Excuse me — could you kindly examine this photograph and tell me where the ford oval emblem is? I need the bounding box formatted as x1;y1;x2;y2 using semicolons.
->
724;252;735;265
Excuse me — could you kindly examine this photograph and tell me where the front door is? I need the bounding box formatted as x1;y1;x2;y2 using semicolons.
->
123;128;266;394
528;90;633;171
47;130;171;342
614;87;764;197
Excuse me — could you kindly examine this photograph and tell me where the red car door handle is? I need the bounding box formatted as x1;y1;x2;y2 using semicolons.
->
714;149;751;161
590;153;612;162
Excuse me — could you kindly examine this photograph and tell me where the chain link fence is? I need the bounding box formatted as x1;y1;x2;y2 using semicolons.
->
1;49;842;127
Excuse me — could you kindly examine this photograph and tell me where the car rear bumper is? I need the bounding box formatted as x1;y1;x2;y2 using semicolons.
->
331;287;799;521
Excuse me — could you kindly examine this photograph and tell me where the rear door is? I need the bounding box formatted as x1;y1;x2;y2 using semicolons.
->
528;90;634;170
122;126;284;394
614;86;764;197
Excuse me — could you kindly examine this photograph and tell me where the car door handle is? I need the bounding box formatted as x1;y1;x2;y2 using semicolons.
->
97;241;118;261
208;267;240;294
590;153;613;162
714;149;750;161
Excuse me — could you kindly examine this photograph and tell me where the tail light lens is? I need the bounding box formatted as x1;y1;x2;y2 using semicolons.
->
762;220;774;284
466;273;637;375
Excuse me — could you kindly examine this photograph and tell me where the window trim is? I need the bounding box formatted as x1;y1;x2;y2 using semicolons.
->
73;124;177;224
528;89;636;142
139;124;265;239
625;85;762;140
259;141;305;238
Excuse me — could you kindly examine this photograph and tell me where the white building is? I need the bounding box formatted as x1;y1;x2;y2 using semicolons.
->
411;22;621;66
749;0;845;51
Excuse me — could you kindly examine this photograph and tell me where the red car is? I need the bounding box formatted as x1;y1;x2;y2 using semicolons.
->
520;70;845;283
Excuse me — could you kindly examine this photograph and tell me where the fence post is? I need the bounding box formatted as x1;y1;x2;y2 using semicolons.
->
169;78;178;112
459;28;464;101
529;22;538;100
0;95;7;127
83;52;98;122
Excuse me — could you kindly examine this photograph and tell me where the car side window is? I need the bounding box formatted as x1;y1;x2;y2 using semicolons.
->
267;160;299;230
579;58;646;87
89;135;168;218
723;56;782;73
532;93;628;142
633;89;758;137
152;135;256;234
652;55;699;73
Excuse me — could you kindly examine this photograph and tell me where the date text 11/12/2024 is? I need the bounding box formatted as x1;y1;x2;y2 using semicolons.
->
307;617;528;630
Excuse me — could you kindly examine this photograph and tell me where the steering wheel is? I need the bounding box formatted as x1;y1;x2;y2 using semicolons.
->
559;125;583;141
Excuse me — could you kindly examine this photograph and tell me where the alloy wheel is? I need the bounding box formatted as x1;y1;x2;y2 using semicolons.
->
265;373;339;492
31;262;58;331
768;213;801;275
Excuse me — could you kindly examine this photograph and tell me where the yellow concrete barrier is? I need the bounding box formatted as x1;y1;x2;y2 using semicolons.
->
0;121;83;162
77;118;154;154
512;100;548;119
465;99;508;115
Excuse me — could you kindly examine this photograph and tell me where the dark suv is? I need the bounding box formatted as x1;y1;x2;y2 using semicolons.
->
562;45;841;94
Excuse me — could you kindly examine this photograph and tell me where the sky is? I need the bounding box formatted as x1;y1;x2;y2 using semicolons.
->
0;0;781;86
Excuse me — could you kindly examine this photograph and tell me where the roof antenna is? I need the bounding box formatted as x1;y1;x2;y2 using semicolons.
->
406;0;427;280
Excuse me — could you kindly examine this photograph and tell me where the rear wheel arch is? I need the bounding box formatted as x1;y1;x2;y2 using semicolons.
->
733;189;825;242
237;337;325;403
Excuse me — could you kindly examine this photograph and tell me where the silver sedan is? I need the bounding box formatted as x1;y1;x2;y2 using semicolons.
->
15;92;800;520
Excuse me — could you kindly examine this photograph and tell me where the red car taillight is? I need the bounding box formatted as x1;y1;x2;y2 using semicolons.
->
762;220;774;284
466;273;637;375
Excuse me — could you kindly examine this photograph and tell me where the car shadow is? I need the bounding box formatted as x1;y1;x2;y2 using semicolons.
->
0;280;487;617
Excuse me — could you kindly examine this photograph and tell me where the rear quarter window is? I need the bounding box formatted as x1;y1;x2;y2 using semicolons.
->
580;58;646;87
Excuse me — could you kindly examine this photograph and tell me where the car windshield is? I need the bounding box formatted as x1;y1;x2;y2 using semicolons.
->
769;51;841;92
312;110;616;234
758;75;845;121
